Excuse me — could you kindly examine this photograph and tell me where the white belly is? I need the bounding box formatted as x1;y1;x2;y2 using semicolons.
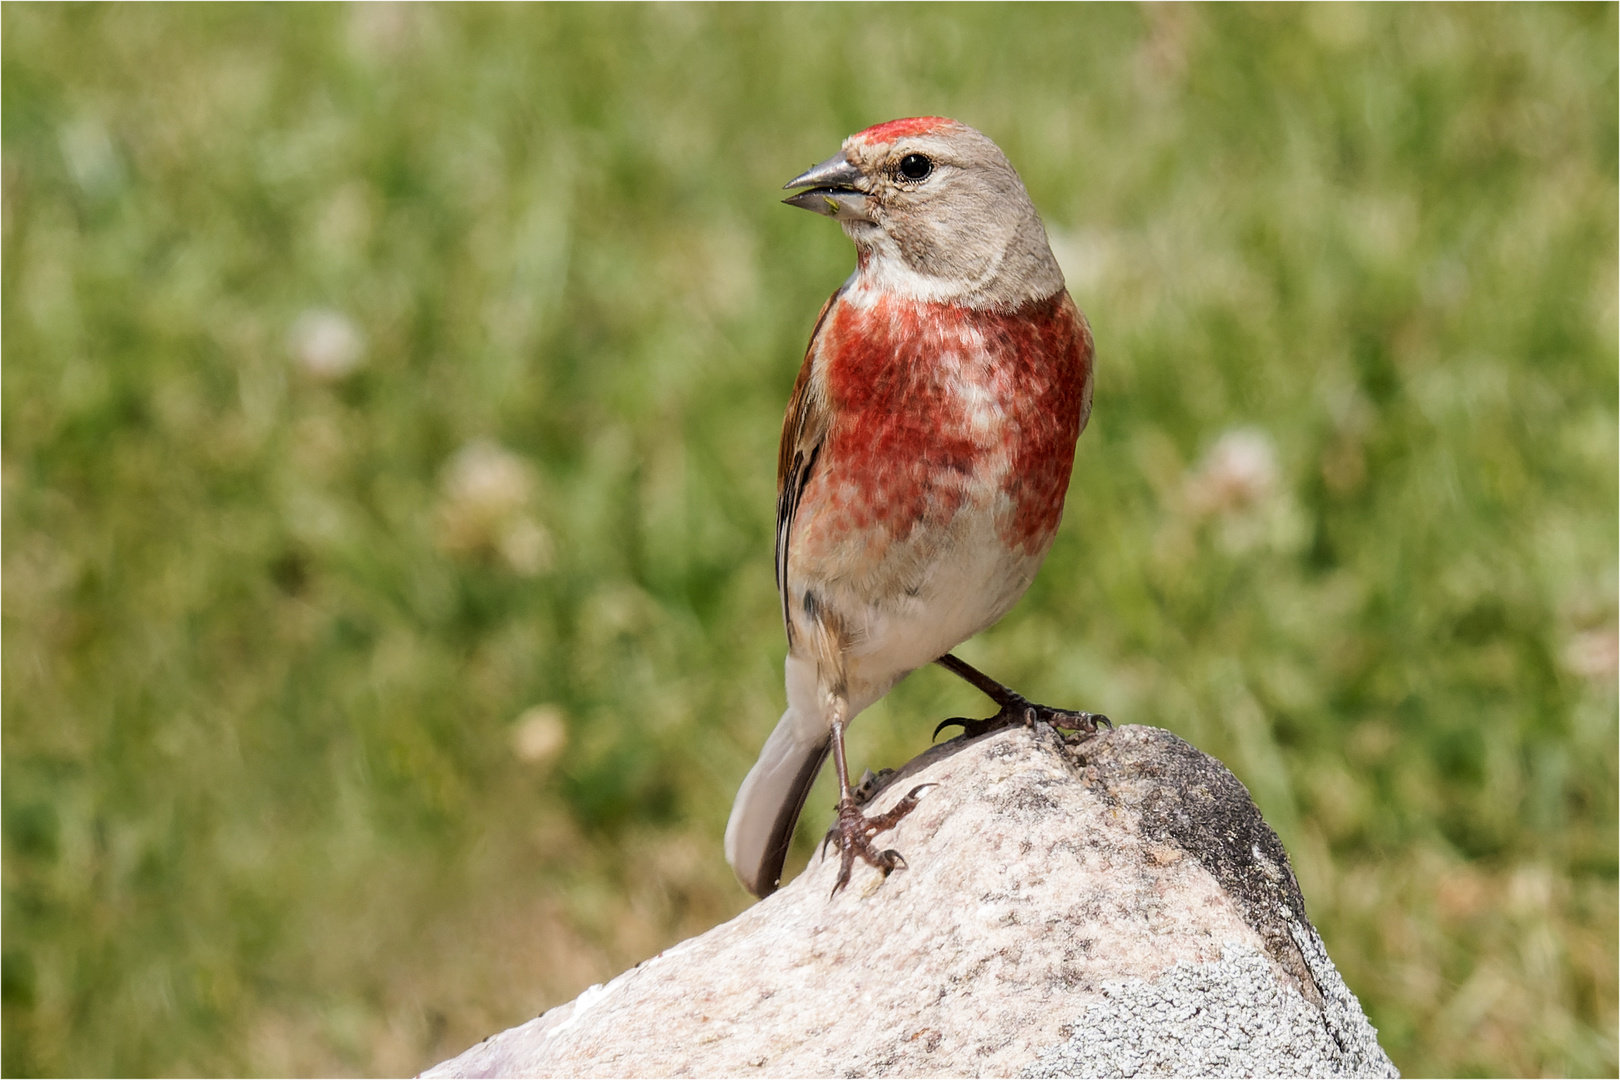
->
790;501;1051;719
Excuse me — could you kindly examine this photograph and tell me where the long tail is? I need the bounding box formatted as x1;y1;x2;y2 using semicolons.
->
725;657;828;898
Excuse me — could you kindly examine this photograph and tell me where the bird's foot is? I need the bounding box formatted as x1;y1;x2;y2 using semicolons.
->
820;784;931;896
933;697;1111;742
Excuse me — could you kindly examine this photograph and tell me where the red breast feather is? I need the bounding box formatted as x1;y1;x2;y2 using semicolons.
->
796;290;1092;574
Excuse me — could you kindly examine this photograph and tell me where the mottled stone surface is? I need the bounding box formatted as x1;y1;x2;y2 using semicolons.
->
423;724;1396;1078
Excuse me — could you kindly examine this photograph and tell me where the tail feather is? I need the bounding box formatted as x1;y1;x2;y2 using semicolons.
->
724;708;829;898
727;654;829;896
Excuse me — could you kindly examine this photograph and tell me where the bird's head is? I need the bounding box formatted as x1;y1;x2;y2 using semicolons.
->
783;117;1064;309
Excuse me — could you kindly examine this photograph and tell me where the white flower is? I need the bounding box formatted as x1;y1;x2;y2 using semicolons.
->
510;705;568;764
1563;628;1618;683
1185;428;1280;518
1181;428;1304;555
436;440;553;576
289;309;366;381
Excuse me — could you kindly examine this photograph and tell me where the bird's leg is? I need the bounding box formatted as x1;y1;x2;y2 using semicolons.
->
931;653;1111;741
819;707;929;896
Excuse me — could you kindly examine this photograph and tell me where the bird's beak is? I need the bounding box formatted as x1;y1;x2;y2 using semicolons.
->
782;151;873;223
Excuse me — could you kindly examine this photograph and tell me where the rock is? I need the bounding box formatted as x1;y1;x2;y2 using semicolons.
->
423;724;1397;1078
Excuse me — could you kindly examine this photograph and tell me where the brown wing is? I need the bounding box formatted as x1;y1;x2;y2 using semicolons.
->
775;289;840;647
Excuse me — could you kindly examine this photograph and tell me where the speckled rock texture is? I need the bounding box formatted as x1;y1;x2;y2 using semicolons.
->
423;724;1396;1079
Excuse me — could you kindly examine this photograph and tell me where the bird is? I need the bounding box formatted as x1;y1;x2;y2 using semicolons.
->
724;117;1105;900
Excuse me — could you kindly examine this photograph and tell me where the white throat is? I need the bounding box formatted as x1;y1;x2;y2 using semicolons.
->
840;215;1066;311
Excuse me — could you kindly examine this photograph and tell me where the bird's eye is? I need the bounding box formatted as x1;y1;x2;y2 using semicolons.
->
897;153;933;181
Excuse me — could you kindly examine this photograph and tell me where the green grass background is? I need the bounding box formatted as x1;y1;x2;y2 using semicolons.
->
3;4;1615;1076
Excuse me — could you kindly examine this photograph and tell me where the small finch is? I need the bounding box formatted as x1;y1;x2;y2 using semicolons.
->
725;117;1105;899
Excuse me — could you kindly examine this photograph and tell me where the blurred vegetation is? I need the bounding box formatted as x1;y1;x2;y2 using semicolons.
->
2;4;1615;1077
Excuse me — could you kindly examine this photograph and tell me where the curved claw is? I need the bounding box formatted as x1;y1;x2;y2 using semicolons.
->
823;784;930;896
1052;710;1110;733
932;717;972;742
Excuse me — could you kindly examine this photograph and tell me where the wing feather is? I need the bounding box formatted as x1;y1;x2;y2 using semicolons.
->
775;290;840;646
